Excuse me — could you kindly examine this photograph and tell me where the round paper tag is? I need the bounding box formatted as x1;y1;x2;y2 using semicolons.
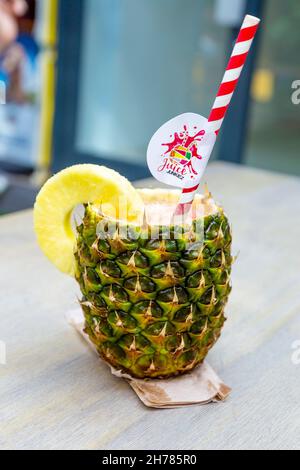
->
147;113;216;189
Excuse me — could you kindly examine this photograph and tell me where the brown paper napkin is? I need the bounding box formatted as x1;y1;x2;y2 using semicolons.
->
66;309;231;409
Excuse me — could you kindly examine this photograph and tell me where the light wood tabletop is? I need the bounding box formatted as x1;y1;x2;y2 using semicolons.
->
1;162;300;450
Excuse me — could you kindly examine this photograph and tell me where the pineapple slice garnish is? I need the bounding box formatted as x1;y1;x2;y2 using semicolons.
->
33;164;144;276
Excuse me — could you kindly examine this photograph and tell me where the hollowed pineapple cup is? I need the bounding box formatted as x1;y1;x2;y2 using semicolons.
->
75;189;232;379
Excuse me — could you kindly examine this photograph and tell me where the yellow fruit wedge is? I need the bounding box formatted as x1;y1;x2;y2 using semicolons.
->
33;164;144;276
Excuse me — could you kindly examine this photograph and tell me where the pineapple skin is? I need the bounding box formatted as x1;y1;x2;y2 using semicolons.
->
75;202;232;379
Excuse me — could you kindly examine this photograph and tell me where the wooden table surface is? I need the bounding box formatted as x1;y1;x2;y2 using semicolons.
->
1;162;300;450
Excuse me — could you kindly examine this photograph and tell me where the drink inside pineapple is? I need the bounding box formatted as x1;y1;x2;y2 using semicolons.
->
139;188;219;225
75;189;232;379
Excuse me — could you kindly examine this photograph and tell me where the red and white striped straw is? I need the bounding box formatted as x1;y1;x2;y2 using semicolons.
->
176;14;260;213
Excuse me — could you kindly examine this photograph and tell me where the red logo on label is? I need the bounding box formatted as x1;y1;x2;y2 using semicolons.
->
157;125;205;180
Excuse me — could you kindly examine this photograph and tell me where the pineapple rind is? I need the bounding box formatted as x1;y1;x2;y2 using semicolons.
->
76;194;232;379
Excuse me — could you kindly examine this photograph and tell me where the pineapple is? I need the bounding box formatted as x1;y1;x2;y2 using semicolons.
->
34;164;144;275
75;190;232;379
34;165;232;379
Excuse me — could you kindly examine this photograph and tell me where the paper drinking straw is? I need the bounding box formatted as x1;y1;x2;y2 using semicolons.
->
175;14;260;213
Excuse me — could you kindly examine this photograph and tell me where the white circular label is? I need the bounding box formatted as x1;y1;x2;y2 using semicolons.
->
147;113;216;189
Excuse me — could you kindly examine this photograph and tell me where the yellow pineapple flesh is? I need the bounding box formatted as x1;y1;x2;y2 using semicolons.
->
34;164;144;276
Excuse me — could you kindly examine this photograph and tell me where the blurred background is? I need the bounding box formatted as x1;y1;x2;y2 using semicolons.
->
0;0;299;214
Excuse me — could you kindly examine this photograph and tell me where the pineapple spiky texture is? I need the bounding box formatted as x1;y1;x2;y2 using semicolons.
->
75;189;232;379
